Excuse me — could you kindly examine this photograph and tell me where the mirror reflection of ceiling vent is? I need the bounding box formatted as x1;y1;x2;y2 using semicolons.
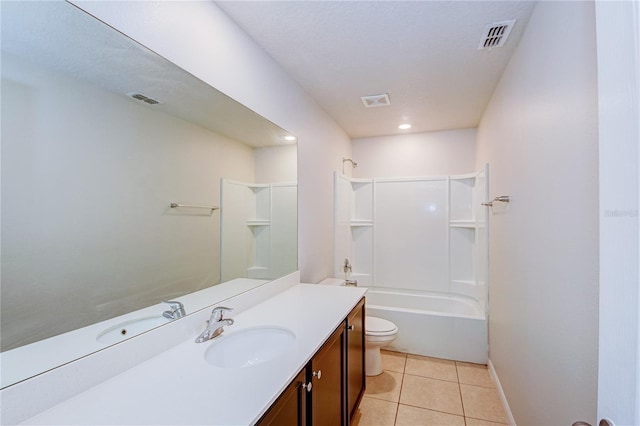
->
361;93;391;108
478;20;516;50
127;92;162;105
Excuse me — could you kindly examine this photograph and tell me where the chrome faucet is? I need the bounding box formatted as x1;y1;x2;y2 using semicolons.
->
195;306;234;343
162;300;186;320
343;259;357;286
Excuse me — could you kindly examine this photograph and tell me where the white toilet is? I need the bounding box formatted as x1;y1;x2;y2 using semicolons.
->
365;316;398;376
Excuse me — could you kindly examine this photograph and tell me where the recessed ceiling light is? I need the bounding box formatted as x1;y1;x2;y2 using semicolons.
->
398;123;412;130
283;135;297;142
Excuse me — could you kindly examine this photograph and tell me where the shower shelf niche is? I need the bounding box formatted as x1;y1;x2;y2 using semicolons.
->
449;220;476;228
334;174;374;286
350;180;373;222
247;220;270;226
350;220;373;227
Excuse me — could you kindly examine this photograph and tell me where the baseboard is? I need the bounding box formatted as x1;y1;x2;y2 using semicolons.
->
488;359;517;426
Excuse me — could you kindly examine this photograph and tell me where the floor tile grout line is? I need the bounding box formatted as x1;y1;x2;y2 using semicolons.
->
464;414;509;425
364;394;399;403
393;401;399;426
394;365;407;425
456;362;468;420
456;360;497;388
397;353;406;425
397;401;466;419
459;380;466;419
460;381;498;390
401;371;461;384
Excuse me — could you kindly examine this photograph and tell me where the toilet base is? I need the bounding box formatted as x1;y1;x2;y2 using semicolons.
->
365;346;384;376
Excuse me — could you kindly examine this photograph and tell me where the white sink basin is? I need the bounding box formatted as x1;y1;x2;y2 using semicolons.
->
97;316;170;345
204;326;295;368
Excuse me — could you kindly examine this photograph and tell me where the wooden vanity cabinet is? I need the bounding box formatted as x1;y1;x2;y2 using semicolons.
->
308;324;346;426
346;298;365;421
256;369;307;426
256;297;365;426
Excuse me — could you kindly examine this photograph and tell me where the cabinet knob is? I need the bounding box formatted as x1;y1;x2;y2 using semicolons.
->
313;370;322;380
302;382;312;392
347;325;354;331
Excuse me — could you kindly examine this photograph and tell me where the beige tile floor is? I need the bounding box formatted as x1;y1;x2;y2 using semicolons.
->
352;350;508;426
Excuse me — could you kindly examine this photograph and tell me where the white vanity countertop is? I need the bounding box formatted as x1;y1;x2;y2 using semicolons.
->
21;284;367;425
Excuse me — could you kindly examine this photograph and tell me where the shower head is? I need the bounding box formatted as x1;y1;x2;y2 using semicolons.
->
343;158;357;168
342;158;358;175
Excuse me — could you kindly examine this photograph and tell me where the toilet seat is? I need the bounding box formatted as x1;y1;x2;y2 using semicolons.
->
365;316;398;336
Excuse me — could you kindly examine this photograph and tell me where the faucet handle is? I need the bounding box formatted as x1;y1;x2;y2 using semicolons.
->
210;306;233;322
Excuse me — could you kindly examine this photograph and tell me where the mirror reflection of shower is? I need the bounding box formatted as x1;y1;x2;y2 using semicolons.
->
343;157;358;175
220;179;298;282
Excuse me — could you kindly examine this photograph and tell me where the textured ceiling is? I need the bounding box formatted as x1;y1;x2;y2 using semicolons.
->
216;1;537;138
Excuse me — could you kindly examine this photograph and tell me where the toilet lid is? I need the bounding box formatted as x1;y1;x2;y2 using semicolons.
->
366;316;397;335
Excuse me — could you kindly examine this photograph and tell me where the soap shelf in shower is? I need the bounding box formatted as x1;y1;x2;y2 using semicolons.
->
449;220;476;228
247;220;270;226
350;220;373;227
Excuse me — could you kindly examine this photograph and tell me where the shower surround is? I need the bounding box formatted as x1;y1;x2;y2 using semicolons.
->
334;167;488;362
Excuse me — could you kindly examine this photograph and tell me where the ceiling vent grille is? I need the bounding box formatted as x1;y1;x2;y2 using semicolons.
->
478;20;516;50
127;92;162;105
361;93;391;108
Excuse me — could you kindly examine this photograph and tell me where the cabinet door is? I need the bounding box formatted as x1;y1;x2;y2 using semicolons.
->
257;369;307;426
346;298;365;420
310;325;345;426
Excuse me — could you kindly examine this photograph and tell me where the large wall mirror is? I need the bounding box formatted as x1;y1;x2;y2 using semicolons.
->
1;1;297;388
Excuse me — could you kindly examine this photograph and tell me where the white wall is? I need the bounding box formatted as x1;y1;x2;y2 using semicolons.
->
476;2;599;425
255;145;297;183
352;128;476;178
72;1;352;283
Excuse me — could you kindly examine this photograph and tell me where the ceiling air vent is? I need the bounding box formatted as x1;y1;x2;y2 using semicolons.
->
478;20;516;50
361;93;391;108
127;92;162;105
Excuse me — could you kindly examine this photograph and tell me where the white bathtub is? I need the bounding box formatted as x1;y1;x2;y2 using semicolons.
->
365;288;488;364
